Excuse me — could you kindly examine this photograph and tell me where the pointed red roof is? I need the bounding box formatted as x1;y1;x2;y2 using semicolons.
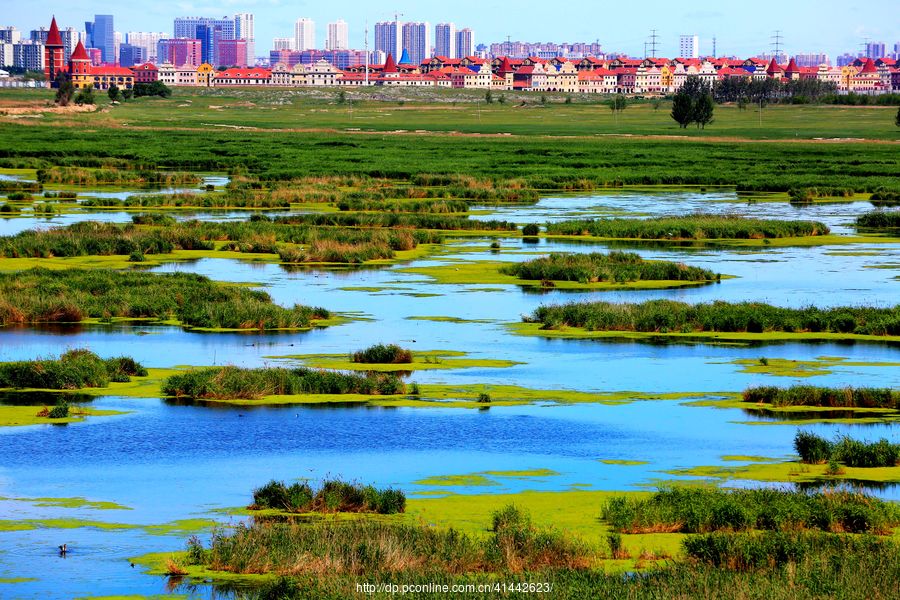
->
47;16;63;47
70;40;89;61
766;58;782;75
860;58;878;74
383;53;397;73
498;56;513;74
784;58;800;74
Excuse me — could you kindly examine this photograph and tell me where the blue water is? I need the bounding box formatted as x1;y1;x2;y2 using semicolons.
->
0;185;898;598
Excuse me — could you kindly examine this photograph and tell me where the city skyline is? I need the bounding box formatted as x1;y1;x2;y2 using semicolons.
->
3;2;899;60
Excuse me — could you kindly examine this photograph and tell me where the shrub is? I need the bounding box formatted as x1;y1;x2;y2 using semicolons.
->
522;223;540;236
501;252;717;284
351;344;413;364
251;478;405;514
47;399;69;419
0;349;145;389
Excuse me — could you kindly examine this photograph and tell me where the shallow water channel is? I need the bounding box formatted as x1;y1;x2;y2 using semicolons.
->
0;188;898;598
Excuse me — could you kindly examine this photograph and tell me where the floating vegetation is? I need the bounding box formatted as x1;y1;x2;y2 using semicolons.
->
545;215;829;240
856;211;900;228
603;487;899;534
251;479;406;514
744;386;900;409
526;300;900;336
500;251;718;283
0;349;146;389
795;431;900;468
0;269;329;330
351;344;413;364
161;366;404;400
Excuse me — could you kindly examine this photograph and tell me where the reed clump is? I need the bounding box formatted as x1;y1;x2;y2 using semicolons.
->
794;431;900;468
856;211;900;228
189;504;588;576
545;215;830;239
36;166;199;186
251;479;406;514
161;366;404;400
744;386;899;409
526;300;900;336
500;251;718;283
0;269;328;330
603;487;899;535
351;344;413;364
0;349;146;389
0;221;211;258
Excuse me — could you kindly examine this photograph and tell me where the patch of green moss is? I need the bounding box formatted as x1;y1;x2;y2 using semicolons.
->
508;322;900;344
0;496;131;510
143;518;219;536
406;315;496;324
0;405;128;428
398;260;720;290
414;474;500;487
665;460;900;485
0;578;38;584
266;349;522;372
480;469;560;478
725;356;900;377
599;460;650;466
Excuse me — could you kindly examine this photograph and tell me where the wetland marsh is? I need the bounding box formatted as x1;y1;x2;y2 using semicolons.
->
0;90;899;598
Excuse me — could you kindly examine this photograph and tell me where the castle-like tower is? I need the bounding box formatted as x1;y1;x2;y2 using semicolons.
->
44;16;66;87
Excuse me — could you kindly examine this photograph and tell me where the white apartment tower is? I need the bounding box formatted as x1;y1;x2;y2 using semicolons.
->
234;13;255;63
679;34;699;59
435;23;456;58
272;37;293;51
294;18;315;51
401;22;430;64
326;20;349;50
456;28;474;58
126;32;168;63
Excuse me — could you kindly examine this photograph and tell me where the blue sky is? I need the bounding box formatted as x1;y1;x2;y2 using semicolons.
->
9;0;900;59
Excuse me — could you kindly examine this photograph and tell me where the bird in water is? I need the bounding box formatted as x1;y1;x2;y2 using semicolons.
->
58;544;67;555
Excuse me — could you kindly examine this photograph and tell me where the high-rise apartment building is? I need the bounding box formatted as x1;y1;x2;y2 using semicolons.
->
294;18;315;51
31;26;79;58
0;43;13;67
174;16;235;65
401;22;429;65
864;41;885;58
793;53;829;67
326;20;348;50
126;32;168;63
0;27;22;45
157;38;202;66
215;39;248;67
375;21;401;59
89;15;115;63
234;13;254;63
435;23;456;58
234;13;256;67
456;28;474;58
12;41;44;70
118;44;146;67
679;34;699;59
273;37;293;51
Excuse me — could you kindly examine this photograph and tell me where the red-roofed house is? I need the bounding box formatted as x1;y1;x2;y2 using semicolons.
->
577;69;617;94
132;62;158;84
68;40;135;90
213;68;272;86
783;58;801;81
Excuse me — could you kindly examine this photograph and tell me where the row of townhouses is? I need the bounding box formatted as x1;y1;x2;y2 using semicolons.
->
42;19;900;95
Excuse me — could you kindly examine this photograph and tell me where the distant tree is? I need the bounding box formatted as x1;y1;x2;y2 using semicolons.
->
896;106;900;127
608;94;627;112
107;84;120;102
485;90;493;104
671;91;694;128
498;94;506;104
134;81;172;98
565;95;573;104
337;90;346;104
680;75;708;101
650;98;662;110
74;87;95;105
122;89;133;101
693;93;715;129
54;73;74;106
737;97;748;110
540;94;547;105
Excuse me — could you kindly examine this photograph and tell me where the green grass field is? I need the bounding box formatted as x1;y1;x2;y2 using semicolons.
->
2;89;899;192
